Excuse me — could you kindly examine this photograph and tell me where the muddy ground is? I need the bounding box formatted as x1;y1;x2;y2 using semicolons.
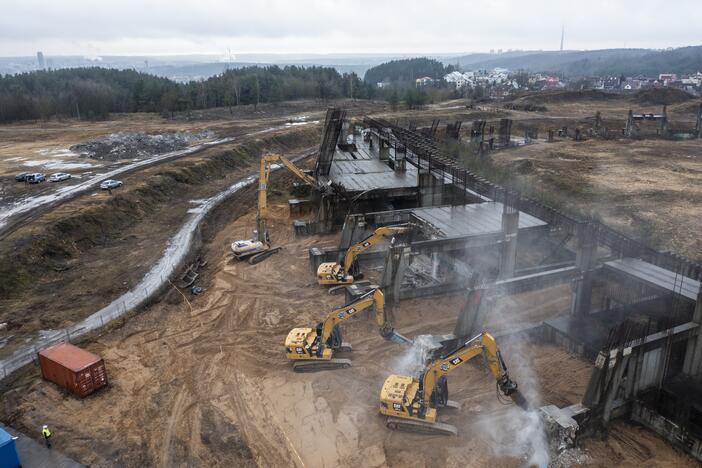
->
490;136;702;260
1;204;696;467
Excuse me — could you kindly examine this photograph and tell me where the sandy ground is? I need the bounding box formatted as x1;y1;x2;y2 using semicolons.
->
1;205;696;467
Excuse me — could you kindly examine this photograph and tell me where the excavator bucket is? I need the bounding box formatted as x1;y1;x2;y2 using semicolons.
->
385;330;413;345
510;389;530;411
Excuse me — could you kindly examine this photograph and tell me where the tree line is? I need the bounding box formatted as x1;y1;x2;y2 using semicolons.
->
0;65;375;123
363;57;454;85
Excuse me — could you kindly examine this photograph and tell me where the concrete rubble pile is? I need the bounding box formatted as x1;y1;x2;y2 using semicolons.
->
71;130;215;160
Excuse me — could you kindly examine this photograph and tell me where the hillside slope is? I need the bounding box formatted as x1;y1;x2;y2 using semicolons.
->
448;46;702;76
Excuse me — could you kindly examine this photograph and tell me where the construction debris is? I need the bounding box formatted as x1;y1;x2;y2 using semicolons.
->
71;130;215;160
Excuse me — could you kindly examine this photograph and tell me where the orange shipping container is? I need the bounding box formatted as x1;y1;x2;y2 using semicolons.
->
38;342;108;398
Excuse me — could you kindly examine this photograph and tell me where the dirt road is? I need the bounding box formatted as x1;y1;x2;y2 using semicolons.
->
2;204;696;467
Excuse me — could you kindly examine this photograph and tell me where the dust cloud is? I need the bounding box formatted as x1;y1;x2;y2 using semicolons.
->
476;294;550;468
390;334;442;377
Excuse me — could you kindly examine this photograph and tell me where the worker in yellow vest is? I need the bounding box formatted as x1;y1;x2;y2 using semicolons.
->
42;424;52;448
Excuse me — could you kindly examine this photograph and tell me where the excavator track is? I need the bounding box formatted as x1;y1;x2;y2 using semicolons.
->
442;400;461;410
248;247;282;265
384;417;458;436
292;358;352;373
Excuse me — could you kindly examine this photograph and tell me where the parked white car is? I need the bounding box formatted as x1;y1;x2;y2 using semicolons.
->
49;172;71;182
100;179;123;190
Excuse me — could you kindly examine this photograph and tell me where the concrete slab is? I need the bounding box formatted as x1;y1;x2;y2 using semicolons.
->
604;258;700;301
0;424;85;468
318;138;418;192
411;203;547;239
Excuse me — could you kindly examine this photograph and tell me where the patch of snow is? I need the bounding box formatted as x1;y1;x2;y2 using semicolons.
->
23;159;95;170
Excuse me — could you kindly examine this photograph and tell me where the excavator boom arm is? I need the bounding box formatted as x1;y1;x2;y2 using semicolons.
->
256;154;317;243
265;154;317;186
420;332;515;403
342;225;410;270
320;289;387;341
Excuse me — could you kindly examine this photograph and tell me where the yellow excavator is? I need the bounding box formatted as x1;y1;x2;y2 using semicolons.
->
316;225;411;287
379;332;527;435
231;154;317;264
285;288;411;372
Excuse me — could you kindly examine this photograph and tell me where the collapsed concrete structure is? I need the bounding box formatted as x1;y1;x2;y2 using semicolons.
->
624;104;702;139
300;109;702;461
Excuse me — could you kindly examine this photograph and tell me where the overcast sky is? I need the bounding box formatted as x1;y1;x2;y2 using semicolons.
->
1;0;700;57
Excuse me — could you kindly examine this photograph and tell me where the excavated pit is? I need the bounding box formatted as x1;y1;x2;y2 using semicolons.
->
1;202;696;467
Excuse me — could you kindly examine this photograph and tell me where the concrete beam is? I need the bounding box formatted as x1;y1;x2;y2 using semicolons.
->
498;200;519;280
493;266;582;296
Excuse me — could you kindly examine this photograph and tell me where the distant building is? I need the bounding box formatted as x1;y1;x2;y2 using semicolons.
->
36;51;45;69
444;71;476;88
376;81;391;89
681;72;702;87
543;76;561;89
658;73;678;84
415;76;433;87
601;76;621;90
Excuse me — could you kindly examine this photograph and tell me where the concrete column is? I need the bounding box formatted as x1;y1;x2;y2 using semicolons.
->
659;106;669;137
318;195;339;234
340;120;350;144
570;222;597;317
380;245;410;305
498;200;519;280
371;131;380;153
418;171;443;207
683;285;702;376
379;140;390;161
431;252;439;279
632;347;647;395
625;110;634;138
582;351;608;408
337;214;364;251
453;276;488;339
602;351;631;424
394;145;406;172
